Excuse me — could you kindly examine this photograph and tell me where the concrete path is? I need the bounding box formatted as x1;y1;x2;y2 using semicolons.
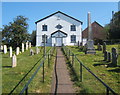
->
51;47;75;93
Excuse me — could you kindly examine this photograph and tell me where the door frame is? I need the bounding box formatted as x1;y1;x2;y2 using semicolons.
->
55;37;63;46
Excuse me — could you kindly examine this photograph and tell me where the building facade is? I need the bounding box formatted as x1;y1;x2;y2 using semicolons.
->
35;11;83;46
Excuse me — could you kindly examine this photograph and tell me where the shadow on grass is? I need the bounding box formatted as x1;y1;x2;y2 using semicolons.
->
2;66;12;68
108;68;120;73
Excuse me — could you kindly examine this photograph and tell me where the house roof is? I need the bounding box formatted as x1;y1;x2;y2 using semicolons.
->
82;21;106;40
35;11;83;24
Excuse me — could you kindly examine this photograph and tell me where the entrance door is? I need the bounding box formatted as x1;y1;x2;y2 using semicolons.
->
56;37;62;46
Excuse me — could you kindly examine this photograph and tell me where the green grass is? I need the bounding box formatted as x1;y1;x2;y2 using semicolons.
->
65;45;120;94
2;47;55;93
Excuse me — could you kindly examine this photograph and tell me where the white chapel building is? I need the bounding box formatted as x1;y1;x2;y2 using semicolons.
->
35;11;83;46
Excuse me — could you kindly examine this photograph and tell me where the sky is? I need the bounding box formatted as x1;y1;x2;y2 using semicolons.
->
2;2;119;34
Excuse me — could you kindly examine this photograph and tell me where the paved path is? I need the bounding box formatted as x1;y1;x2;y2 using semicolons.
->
51;47;75;93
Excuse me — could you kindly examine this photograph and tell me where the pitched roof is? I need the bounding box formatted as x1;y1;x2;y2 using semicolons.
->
82;21;106;40
35;11;83;24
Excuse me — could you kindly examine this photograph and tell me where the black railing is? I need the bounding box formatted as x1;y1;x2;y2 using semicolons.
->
8;47;54;95
62;46;118;95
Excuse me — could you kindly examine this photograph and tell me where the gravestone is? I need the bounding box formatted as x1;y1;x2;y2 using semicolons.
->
111;48;118;66
80;42;82;46
36;47;40;54
26;42;28;50
4;45;7;54
107;52;111;62
30;49;34;55
104;51;107;61
86;12;96;54
16;47;20;55
9;47;12;58
29;42;31;48
1;45;3;51
12;54;17;68
103;42;106;53
22;43;24;52
97;43;102;51
78;41;79;47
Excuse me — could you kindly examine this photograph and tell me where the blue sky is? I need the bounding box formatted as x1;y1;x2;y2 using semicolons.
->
2;2;118;34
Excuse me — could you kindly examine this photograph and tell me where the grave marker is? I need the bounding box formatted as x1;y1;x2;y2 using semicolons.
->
16;47;20;55
103;42;106;53
107;52;111;62
30;49;34;55
9;47;12;58
22;43;24;52
111;48;118;66
26;42;28;50
12;54;17;68
4;45;7;54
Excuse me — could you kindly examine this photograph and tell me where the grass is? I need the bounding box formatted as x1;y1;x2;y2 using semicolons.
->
65;44;120;94
2;46;55;94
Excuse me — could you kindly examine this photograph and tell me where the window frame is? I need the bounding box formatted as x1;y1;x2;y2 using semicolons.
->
42;35;47;43
70;25;76;31
42;24;47;31
71;35;76;43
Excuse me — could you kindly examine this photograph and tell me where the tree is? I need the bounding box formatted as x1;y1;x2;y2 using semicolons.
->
30;30;36;46
109;11;120;39
2;16;30;49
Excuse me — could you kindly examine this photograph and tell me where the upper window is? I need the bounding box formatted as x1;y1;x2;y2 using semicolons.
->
42;25;47;31
56;24;63;29
70;25;76;31
71;35;76;43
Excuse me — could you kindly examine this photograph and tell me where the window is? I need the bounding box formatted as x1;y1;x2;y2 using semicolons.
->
71;25;76;31
42;25;47;31
42;35;47;43
56;24;63;29
71;35;76;43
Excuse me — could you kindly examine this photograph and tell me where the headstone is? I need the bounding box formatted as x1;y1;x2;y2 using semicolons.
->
16;47;20;55
9;47;12;58
30;49;34;55
36;47;40;54
22;43;24;52
26;42;28;50
1;45;3;50
78;41;79;47
29;42;31;48
111;48;118;66
4;45;7;54
86;12;96;54
97;43;102;51
12;54;17;68
103;42;106;53
80;42;82;46
107;52;111;62
104;51;107;61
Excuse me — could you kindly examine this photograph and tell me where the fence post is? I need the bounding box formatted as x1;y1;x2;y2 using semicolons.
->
106;88;109;95
43;61;44;83
80;63;82;82
48;53;50;67
72;53;74;66
25;87;28;95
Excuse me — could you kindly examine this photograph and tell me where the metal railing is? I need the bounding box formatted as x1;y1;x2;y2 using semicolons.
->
8;47;55;95
62;46;118;95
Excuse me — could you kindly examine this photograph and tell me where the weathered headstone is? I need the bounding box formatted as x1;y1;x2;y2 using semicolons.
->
26;42;28;50
111;48;118;66
29;42;31;48
107;52;111;62
104;51;107;61
9;47;12;58
103;42;106;53
30;49;34;56
36;47;40;54
4;45;7;54
22;43;24;52
12;54;17;68
1;45;3;51
16;47;20;55
97;43;102;51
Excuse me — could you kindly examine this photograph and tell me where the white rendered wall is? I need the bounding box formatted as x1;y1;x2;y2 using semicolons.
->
36;13;82;46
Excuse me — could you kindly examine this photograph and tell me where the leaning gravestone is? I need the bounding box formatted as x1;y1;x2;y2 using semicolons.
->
12;54;17;68
103;42;106;53
107;52;111;62
104;51;107;61
4;45;7;54
26;42;28;50
9;47;12;58
16;47;20;55
111;48;118;66
22;43;24;52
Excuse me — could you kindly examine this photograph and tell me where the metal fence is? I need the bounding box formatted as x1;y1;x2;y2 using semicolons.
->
62;46;118;95
8;47;55;95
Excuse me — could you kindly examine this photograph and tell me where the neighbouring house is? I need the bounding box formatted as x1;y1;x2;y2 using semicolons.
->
82;21;106;45
35;11;83;46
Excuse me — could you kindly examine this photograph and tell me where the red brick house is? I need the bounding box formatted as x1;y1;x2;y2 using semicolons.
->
82;21;106;44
